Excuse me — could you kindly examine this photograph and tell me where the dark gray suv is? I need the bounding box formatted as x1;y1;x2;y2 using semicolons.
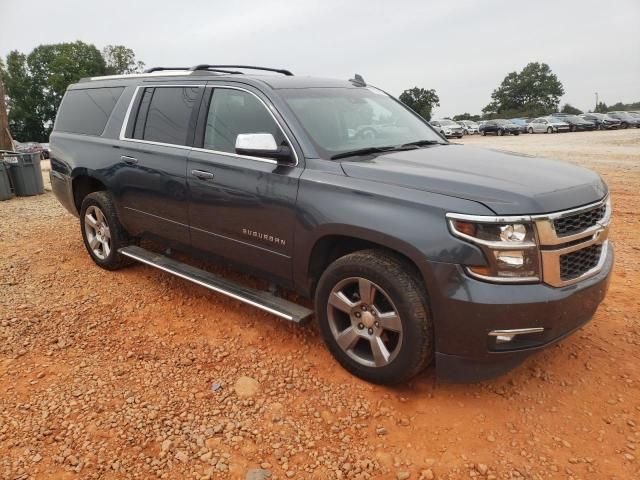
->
49;65;613;383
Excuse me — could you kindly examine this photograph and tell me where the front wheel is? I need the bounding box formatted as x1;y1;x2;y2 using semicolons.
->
497;129;504;136
528;127;534;134
547;127;553;134
315;250;433;385
80;191;135;270
481;130;486;136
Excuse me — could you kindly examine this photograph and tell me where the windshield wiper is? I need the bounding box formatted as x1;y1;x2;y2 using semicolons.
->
401;139;443;147
331;146;407;160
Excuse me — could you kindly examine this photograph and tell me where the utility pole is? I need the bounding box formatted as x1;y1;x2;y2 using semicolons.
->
0;78;13;150
595;92;599;112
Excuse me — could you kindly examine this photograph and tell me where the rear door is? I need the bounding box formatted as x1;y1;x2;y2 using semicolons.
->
115;84;204;246
186;85;302;285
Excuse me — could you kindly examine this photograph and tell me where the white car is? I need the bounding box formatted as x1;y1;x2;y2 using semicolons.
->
430;119;464;138
527;117;570;134
457;120;479;135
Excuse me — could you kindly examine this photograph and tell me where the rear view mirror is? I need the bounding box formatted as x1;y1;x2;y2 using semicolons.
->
235;133;294;164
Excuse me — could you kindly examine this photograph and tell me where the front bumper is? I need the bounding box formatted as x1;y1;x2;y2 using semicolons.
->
425;243;613;382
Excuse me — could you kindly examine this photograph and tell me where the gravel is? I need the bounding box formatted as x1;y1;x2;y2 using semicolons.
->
1;130;639;479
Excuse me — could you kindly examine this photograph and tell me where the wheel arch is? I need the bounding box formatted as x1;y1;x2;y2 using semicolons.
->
71;171;108;214
299;226;429;299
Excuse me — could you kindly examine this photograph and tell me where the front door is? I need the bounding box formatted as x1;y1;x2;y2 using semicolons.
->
187;86;302;284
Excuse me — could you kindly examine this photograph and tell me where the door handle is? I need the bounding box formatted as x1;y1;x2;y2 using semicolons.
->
191;169;214;180
121;155;138;165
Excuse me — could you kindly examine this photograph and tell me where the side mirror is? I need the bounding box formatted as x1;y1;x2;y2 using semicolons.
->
235;133;294;164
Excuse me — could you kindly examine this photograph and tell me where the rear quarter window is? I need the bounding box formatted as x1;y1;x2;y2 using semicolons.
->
54;87;125;135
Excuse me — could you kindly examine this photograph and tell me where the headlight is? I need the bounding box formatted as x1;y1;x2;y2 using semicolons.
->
447;214;540;282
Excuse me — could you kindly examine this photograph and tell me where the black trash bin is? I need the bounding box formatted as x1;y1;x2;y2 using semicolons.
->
4;152;44;196
0;158;14;201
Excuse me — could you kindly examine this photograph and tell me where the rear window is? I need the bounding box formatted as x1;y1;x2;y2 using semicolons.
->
130;87;200;146
54;87;124;135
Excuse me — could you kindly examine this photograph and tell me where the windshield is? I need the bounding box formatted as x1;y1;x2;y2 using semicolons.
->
495;119;509;125
437;120;457;126
279;87;444;159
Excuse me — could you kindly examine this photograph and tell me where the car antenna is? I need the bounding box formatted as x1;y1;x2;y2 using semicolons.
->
349;73;366;87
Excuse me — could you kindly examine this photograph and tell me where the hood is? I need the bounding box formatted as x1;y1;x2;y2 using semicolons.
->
340;145;607;215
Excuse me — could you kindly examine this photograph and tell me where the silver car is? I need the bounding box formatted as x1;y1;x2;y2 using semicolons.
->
526;117;570;134
457;120;479;135
430;119;464;138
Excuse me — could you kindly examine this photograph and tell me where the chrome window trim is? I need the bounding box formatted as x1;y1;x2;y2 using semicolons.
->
118;84;299;166
446;212;533;223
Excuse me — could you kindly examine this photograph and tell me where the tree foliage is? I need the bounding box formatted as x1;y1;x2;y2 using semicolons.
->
399;87;440;121
482;62;564;118
453;113;481;122
1;41;144;142
560;103;582;115
103;45;145;75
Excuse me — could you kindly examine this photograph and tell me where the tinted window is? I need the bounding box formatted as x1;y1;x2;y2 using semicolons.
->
204;88;283;153
142;87;200;145
54;87;124;135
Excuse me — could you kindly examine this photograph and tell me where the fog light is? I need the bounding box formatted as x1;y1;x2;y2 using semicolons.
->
495;250;525;268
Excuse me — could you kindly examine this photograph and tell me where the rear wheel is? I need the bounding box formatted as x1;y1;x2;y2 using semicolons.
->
315;250;433;384
528;127;534;134
547;127;553;134
80;191;135;270
497;129;504;136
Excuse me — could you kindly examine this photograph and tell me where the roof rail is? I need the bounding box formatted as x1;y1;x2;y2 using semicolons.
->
189;64;294;76
144;67;191;73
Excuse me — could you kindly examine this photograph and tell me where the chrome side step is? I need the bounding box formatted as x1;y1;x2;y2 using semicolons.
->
118;245;313;323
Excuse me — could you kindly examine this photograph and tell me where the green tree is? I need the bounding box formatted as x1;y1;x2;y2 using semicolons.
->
561;104;582;115
103;45;145;75
594;101;608;113
2;41;143;142
453;113;481;122
482;62;564;118
399;87;440;121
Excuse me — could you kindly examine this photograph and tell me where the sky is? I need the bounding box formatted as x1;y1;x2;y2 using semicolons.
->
1;0;639;118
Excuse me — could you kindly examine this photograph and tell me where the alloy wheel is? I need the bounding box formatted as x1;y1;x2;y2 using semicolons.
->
327;277;403;368
84;205;111;260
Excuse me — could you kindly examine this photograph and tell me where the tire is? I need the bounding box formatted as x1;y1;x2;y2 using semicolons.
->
80;191;135;270
546;127;553;134
497;129;504;136
481;130;486;136
597;124;603;131
513;132;520;136
622;122;628;129
315;250;433;385
528;127;534;134
463;129;468;136
570;125;576;132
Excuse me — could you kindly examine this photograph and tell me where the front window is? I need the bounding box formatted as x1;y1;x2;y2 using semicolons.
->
204;88;285;154
279;87;443;159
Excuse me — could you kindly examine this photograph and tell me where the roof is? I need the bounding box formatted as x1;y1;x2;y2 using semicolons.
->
77;68;358;90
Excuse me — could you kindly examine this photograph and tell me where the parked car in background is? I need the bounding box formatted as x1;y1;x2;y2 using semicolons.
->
550;114;595;132
479;119;521;136
527;117;571;134
509;118;529;133
430;119;464;138
579;113;621;130
601;111;640;129
457;120;479;135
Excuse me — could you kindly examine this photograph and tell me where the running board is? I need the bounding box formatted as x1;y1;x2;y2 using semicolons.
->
118;245;313;323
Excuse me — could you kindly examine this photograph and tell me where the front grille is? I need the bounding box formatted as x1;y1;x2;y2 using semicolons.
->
553;204;606;237
560;244;602;281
